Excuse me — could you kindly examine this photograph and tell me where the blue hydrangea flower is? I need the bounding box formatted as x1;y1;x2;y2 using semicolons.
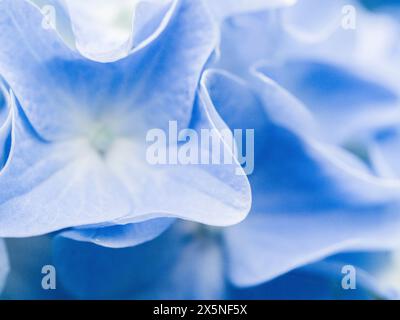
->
0;0;251;238
2;0;400;300
16;0;400;299
40;65;400;299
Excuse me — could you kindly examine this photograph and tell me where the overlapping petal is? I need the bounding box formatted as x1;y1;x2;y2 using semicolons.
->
0;81;12;169
200;69;400;286
58;79;252;244
61;218;175;248
0;96;133;237
0;0;82;140
0;0;250;237
228;252;395;300
63;0;175;61
0;0;218;139
369;126;400;179
257;60;399;143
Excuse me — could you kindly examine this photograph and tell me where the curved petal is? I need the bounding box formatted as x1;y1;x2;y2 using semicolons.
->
0;239;9;294
0;0;84;140
29;0;76;47
0;80;9;127
225;208;400;287
63;0;137;60
0;0;218;140
0;82;12;170
0;95;132;237
228;252;395;300
60;218;175;248
369;127;400;179
53;222;225;299
114;0;219;134
217;10;284;76
201;70;400;286
281;0;348;43
0;88;250;237
102;89;251;227
256;60;399;143
64;0;175;61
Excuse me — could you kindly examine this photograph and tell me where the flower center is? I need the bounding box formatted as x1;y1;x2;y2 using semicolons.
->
88;124;116;157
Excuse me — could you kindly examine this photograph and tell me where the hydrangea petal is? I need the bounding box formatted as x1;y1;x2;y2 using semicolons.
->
102;92;251;227
0;0;218;140
281;0;348;43
115;0;219;133
369;127;400;179
60;218;175;248
0;96;132;237
201;70;400;286
64;0;174;61
228;252;394;299
29;0;76;47
257;60;399;143
0;82;12;169
217;10;283;76
225;208;400;287
0;0;83;140
62;0;137;60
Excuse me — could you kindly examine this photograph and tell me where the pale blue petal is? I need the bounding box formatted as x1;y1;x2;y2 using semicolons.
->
0;0;83;140
64;0;174;61
0;81;12;169
257;60;399;143
218;11;283;76
60;218;175;248
0;0;218;140
369;127;400;179
0;0;243;233
0;97;132;237
229;252;394;300
29;0;76;47
101;91;251;227
281;0;349;43
202;70;400;286
114;0;219;134
225;208;400;287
